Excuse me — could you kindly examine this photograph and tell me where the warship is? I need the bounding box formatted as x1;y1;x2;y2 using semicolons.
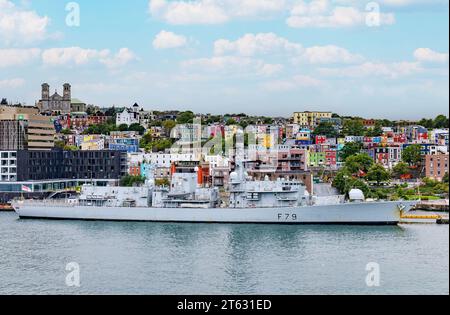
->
12;162;416;225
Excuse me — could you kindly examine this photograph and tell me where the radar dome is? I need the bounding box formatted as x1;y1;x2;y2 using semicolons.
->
349;189;365;201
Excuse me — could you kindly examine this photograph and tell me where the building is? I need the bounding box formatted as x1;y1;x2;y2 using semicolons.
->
293;111;332;128
0;105;55;150
0;149;128;201
116;103;141;127
15;150;127;181
37;83;72;114
0;151;17;181
70;98;87;113
109;131;140;153
425;154;449;182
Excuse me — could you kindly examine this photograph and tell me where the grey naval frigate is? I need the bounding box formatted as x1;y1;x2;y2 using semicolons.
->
12;162;417;225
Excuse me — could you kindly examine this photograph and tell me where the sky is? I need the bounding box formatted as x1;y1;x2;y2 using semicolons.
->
0;0;449;119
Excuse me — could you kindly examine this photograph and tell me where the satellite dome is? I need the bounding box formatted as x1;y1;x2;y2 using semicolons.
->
349;189;365;201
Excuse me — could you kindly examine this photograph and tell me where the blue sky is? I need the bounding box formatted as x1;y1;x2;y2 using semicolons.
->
0;0;449;119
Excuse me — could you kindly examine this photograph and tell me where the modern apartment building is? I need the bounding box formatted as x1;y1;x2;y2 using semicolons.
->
0;105;55;150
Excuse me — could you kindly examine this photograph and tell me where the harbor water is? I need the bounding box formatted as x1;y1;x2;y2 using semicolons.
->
0;212;448;295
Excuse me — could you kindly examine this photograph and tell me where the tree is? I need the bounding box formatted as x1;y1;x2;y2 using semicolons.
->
177;111;195;124
60;128;73;135
128;123;145;135
313;122;338;138
433;114;449;128
339;142;362;161
226;118;237;126
120;175;145;187
332;169;370;197
118;124;129;132
392;162;410;178
402;144;422;166
365;122;383;137
345;153;374;175
63;145;79;151
443;172;449;184
342;119;365;136
367;164;391;186
418;118;433;129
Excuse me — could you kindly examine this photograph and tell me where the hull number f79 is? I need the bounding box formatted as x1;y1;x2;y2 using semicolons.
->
278;213;298;221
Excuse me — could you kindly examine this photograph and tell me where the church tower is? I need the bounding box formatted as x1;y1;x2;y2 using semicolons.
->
63;83;71;100
41;83;50;100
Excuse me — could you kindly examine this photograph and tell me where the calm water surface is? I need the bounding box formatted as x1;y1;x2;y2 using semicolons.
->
0;212;448;295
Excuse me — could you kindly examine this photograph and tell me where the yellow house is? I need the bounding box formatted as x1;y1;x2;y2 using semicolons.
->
293;111;332;128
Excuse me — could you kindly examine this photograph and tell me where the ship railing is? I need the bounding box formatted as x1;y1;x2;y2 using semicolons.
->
17;199;78;207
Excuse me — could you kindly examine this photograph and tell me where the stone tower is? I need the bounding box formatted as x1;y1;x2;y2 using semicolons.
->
41;83;50;100
63;83;71;100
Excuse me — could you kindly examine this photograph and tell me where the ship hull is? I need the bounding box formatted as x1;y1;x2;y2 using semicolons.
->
12;201;415;225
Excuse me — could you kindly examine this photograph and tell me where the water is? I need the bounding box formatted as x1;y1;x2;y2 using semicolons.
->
0;212;448;295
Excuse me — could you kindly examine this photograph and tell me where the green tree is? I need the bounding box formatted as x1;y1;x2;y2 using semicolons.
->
128;123;145;135
60;128;72;135
418;118;434;129
345;153;374;175
313;122;338;138
402;144;422;166
433;114;449;128
366;164;391;186
443;172;449;184
226;118;237;125
365;122;383;137
120;175;145;187
342;119;365;136
177;111;195;124
339;142;362;161
55;140;65;149
63;145;79;151
392;162;410;178
118;124;129;132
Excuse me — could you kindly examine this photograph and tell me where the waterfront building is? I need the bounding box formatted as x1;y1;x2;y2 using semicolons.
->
0;105;55;150
37;83;72;114
0;151;17;182
425;154;449;182
293;111;332;128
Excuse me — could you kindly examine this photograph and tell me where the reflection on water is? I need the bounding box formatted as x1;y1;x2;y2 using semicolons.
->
0;212;448;295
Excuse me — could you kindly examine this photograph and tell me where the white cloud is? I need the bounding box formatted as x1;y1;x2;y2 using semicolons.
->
319;61;423;78
100;48;137;69
41;47;136;69
42;47;110;66
0;0;50;44
213;33;363;65
414;48;449;63
0;48;41;67
148;0;286;25
181;55;282;77
153;30;187;49
379;0;448;6
0;78;25;88
295;45;364;64
214;33;302;56
287;0;395;28
263;74;323;91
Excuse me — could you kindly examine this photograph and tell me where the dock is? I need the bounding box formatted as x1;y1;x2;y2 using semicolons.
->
413;200;449;212
0;204;14;212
